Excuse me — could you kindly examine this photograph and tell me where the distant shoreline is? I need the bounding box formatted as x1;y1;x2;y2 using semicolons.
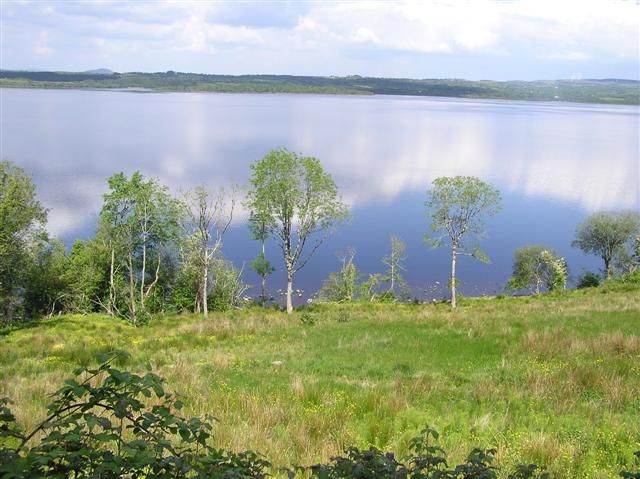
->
1;70;639;105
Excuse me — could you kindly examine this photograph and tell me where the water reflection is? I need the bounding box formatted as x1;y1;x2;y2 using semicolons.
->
0;88;638;295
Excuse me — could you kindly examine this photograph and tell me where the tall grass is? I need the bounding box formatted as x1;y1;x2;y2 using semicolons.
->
1;286;639;478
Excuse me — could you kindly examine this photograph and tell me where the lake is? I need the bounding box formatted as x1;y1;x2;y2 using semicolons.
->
1;88;638;300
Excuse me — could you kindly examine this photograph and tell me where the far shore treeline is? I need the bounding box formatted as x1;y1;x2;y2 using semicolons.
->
1;152;639;326
1;69;640;105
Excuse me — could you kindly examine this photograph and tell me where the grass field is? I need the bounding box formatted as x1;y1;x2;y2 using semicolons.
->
1;284;639;478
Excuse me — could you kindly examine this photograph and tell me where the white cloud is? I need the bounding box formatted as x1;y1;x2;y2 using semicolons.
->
33;30;52;56
2;0;639;78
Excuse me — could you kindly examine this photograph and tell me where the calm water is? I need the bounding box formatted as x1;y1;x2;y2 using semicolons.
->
1;88;638;299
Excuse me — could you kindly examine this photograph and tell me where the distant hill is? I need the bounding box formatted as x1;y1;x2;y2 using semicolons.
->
0;69;638;105
83;68;115;75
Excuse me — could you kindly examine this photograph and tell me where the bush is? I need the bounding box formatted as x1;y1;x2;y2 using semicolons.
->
577;271;600;289
0;353;269;478
208;258;249;311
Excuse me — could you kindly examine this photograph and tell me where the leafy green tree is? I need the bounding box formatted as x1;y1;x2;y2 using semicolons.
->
572;212;640;279
100;172;182;325
506;246;568;294
62;238;112;314
0;161;47;323
425;176;501;308
249;211;274;305
246;148;348;313
614;234;640;275
23;237;69;317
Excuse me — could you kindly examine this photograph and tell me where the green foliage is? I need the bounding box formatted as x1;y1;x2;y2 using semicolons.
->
572;212;640;279
620;451;640;478
576;271;601;289
0;354;270;478
246;148;348;312
614;235;640;275
250;253;274;279
506;246;568;294
1;285;639;477
23;237;69;318
0;358;555;479
99;172;183;324
299;425;548;478
0;161;47;323
208;257;248;312
425;176;500;307
63;239;112;313
319;250;360;303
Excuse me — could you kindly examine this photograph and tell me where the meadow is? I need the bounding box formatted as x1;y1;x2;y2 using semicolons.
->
1;282;639;478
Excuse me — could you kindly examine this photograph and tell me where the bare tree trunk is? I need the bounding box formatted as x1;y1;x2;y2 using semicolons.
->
108;248;115;316
451;244;457;309
202;255;209;318
286;269;293;314
390;261;395;294
261;239;267;305
605;257;612;279
140;242;146;311
128;251;136;326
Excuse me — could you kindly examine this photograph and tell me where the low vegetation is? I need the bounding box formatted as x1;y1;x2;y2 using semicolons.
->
1;281;639;477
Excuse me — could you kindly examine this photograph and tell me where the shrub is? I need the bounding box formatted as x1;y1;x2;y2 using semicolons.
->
0;353;270;478
577;271;600;289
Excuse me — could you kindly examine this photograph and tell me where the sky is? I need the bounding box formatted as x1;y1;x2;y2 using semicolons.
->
1;0;639;81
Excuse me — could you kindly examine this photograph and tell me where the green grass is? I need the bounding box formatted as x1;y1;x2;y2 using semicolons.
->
1;286;639;478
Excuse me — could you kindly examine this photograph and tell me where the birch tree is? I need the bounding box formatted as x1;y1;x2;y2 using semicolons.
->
506;246;568;294
246;148;348;313
100;172;181;325
425;176;500;308
382;235;409;301
182;186;235;318
572;211;640;279
249;211;274;305
0;161;47;323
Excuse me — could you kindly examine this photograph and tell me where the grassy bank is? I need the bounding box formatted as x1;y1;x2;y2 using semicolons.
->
1;285;639;478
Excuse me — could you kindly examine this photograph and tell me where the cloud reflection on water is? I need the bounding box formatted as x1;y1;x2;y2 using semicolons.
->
0;89;637;240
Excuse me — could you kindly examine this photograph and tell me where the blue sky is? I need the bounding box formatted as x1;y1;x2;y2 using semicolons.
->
1;0;638;80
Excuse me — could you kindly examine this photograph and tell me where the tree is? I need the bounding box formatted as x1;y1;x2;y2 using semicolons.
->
23;237;69;318
318;248;359;303
506;246;568;294
572;212;640;279
249;211;274;305
62;238;112;314
100;172;182;325
0;161;47;323
182;186;235;318
425;176;500;308
614;234;640;275
382;235;410;301
246;148;348;313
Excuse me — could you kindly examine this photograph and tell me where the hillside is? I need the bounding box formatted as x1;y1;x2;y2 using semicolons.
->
1;70;638;104
1;282;639;477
